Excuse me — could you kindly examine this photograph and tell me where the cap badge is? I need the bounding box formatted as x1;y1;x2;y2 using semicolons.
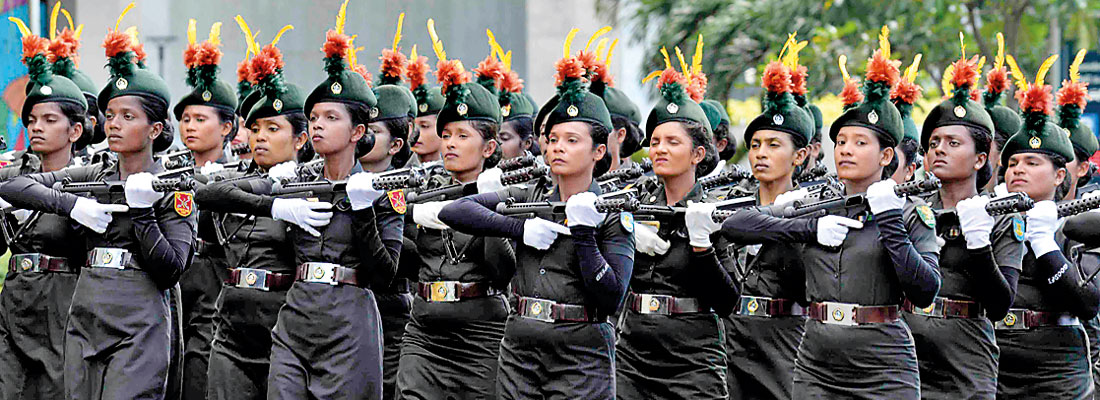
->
39;85;52;95
953;105;966;118
273;99;283;112
773;114;784;125
567;105;579;117
202;90;212;102
457;103;469;116
419;103;428;113
868;110;879;124
331;82;343;95
666;102;679;114
115;78;128;90
501;104;511;117
369;107;379;119
1029;136;1042;149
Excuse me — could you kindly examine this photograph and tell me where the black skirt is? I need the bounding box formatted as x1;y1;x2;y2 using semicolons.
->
792;319;920;399
997;324;1093;399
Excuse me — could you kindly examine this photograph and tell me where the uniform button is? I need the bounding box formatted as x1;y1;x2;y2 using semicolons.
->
539;268;546;275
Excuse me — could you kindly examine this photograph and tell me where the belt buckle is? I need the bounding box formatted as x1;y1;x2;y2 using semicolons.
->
11;253;41;273
522;298;556;323
90;248;127;269
302;263;338;285
912;297;945;318
821;302;857;326
996;309;1027;330
429;281;459;302
236;268;269;291
638;294;671;315
739;296;771;317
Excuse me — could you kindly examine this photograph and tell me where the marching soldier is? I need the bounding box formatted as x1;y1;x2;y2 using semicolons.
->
407;47;446;165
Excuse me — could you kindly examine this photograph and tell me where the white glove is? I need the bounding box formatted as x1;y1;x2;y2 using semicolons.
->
565;192;605;227
267;160;298;182
774;187;809;206
866;179;904;214
124;172;165;208
994;183;1009;197
477;168;506;194
271;198;333;237
199;161;224;175
10;209;31;224
522;217;571;250
347;172;385;210
958;195;994;249
412;200;452;230
816;215;863;247
634;223;670;256
0;196;11;210
1025;200;1061;257
69;197;128;234
685;201;723;248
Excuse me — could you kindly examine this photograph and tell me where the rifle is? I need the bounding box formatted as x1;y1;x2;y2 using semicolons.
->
406;166;549;203
495;193;756;223
158;149;193;170
700;166;754;191
765;176;942;219
496;155;537;172
54;175;197;202
795;163;830;185
271;168;425;197
229;142;251;156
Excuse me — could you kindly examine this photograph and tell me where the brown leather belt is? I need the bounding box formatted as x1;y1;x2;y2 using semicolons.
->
807;302;900;326
517;296;602;323
737;295;806;317
627;292;706;315
294;262;359;287
902;297;983;319
416;281;500;302
227;268;294;291
996;308;1080;330
8;253;74;274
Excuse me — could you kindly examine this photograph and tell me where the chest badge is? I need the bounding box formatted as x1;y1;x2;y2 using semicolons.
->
1012;216;1025;241
174;192;194;217
620;212;634;233
387;190;407;214
915;205;936;229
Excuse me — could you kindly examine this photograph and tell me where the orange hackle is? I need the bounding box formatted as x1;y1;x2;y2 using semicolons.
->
406;53;430;89
102;30;131;58
321;30;352;60
1058;80;1089;109
379;48;407;81
248;44;285;84
1016;83;1054;115
761;61;791;94
501;69;524;94
864;49;900;87
553;55;586;87
436;59;470;95
840;79;864;107
790;65;808;96
48;27;79;63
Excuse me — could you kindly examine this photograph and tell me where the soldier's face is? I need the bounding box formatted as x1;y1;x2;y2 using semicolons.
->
649;121;704;178
1005;153;1065;201
498;120;526;160
441;121;496;175
104;96;158;154
26;102;81;156
309;102;363;156
180;105;230;154
249;115;303;169
748;129;807;184
546;121;605;178
833;126;892;183
925;125;986;182
412;115;440;159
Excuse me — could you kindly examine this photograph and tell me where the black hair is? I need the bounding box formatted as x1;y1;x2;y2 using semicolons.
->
83;93;105;146
135;96;174;153
504;116;534;140
682;121;719;178
878;134;899;179
468;120;502;169
213;106;240;147
285;112;315;163
612;114;644;158
590;122;613;177
377;116;413;168
714;121;735;160
962;126;994;190
343;102;380;160
53;101;90;152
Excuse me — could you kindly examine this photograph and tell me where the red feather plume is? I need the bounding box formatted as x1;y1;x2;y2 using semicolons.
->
48;27;79;64
657;68;686;90
951;56;980;89
406;54;430;89
501;69;524;94
354;65;373;87
840;79;864;107
436;59;470;95
687;71;707;102
321;30;351;60
761;61;791;94
102;30;132;58
20;36;49;63
248;44;285;84
590;62;613;87
1016;83;1054;115
554;55;586;87
237;59;251;83
472;54;504;89
864;49;900;87
576;50;599;74
891;79;922;105
184;41;222;69
379;48;407;81
986;68;1008;95
790;65;808;96
132;42;147;63
1058;80;1090;109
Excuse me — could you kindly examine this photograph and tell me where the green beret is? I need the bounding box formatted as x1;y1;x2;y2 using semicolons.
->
1057;93;1099;157
744;99;813;147
989;105;1022;145
412;85;444;117
305;69;378;117
20;41;87;125
806;103;823;141
600;86;641;125
1001;121;1075;165
549;73;612;133
645;75;710;138
436;82;502;134
920;92;994;152
245;84;305;128
98;59;171;114
373;84;417;121
830;81;903;147
174;80;239;120
896;101;920;144
500;91;535;121
699;100;727;133
238;90;263;121
534;94;558;136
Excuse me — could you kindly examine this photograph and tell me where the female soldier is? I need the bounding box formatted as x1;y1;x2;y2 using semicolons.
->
995;55;1100;399
196;32;308;400
712;40;941;398
0;17;194;398
394;47;515;399
197;9;403;396
438;33;635;399
407;48;445;165
907;52;1023;399
497;68;536;160
615;58;737;399
0;24;92;399
720;54;817;400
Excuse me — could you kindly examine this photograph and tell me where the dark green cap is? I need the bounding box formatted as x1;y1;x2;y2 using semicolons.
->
1002;85;1074;165
436;82;501;134
305;68;378;118
97;55;171;115
701;99;730;127
830;77;902;147
413;85;444;117
806;103;823;141
174;80;238;120
19;36;87;125
373;84;416;121
500;90;535;121
245;84;305;128
920;78;993;152
743;63;812;147
644;71;710;138
594;86;641;125
1057;83;1098;157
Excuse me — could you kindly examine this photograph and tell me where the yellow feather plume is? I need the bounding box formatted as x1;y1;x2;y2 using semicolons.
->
115;2;134;31
641;69;662;84
74;24;83;39
208;22;221;46
594;38;608;61
585;26;611;52
487;28;505;62
995;32;1005;70
1005;55;1029;92
335;0;349;35
8;17;30;38
660;47;672;70
606;38;618;65
838;55;849;81
959;32;965;59
1070;48;1086;83
777;36;792;66
187;19;197;46
235;15;255;59
903;54;922;83
271;25;293;45
563;28;578;59
61;8;74;32
409;45;417;60
503;50;512;70
49;2;61;40
125;26;139;44
428;19;446;61
692;34;704;76
942;64;955;96
879;25;890;59
675;46;689;77
1035;54;1057;86
392;13;404;50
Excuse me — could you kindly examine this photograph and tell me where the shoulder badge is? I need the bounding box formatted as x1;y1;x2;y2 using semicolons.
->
173;192;194;217
915;204;935;229
1012;216;1025;242
620;211;634;233
387;190;407;214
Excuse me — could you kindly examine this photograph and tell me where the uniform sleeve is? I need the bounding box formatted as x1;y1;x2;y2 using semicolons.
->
1064;213;1100;248
693;246;740;315
0;166;97;216
437;189;526;239
193;176;275;217
130;193;196;290
571;215;635;315
1034;247;1100;319
354;194;404;286
961;216;1025;320
718;207;817;244
877;205;942;307
483;236;517;290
